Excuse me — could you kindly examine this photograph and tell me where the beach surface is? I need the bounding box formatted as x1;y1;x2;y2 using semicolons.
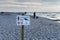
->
0;13;60;40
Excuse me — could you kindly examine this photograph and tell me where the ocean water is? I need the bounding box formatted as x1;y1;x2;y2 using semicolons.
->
26;12;60;23
26;12;60;19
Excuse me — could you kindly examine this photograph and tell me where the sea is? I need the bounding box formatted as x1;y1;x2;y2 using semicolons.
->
26;12;60;23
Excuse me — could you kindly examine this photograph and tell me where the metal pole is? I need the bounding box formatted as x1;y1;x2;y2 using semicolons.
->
21;25;24;40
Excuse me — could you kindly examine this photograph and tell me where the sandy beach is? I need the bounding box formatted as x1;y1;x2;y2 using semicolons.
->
0;13;60;40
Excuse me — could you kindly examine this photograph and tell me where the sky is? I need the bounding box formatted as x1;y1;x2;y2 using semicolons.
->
0;0;60;12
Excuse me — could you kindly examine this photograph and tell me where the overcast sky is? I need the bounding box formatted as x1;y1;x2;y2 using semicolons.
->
0;0;60;12
0;0;60;4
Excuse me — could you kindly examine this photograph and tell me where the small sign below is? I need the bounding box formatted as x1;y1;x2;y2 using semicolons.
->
16;15;30;25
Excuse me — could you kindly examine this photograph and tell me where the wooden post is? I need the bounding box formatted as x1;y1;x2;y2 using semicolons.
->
21;13;25;40
21;25;24;40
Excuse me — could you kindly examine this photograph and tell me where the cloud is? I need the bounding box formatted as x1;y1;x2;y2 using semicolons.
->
0;0;15;2
0;0;60;5
15;0;60;2
0;3;60;12
43;0;60;2
0;2;44;6
15;0;60;5
0;0;60;3
0;1;60;12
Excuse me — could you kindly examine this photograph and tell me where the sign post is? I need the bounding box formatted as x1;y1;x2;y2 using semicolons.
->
21;25;24;40
16;15;30;40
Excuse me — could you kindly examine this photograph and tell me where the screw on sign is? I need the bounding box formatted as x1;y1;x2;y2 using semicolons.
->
21;22;23;24
18;22;20;24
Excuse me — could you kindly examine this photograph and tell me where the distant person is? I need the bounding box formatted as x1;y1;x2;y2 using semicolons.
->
33;12;39;19
34;12;36;18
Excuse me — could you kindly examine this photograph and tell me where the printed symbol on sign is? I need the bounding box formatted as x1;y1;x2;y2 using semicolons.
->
18;17;19;21
24;18;28;21
21;22;23;24
18;22;20;24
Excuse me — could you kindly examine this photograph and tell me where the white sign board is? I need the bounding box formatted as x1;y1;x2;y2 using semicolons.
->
16;15;30;25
